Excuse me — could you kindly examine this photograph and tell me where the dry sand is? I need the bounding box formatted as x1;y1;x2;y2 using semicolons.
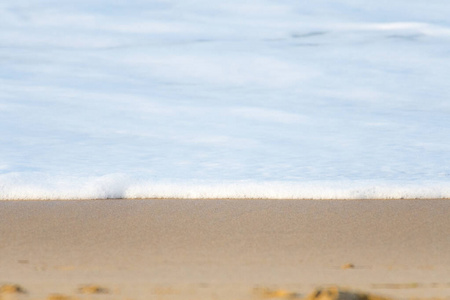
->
1;199;450;300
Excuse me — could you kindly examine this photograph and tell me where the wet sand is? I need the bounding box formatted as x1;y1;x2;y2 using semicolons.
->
1;199;450;300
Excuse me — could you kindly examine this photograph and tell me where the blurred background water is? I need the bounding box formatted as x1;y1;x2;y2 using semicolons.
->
1;0;449;199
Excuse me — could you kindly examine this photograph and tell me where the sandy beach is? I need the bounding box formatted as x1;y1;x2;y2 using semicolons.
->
1;199;450;300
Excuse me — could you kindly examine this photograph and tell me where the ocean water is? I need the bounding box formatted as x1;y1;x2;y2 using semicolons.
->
1;0;449;200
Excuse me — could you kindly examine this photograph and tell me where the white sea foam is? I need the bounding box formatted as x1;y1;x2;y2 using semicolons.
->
1;1;449;200
0;174;449;200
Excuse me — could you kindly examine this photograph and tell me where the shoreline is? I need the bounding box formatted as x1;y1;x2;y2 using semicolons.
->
2;178;449;201
1;199;450;300
2;197;450;201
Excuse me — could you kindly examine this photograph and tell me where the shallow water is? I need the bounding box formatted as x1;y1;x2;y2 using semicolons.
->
1;1;449;199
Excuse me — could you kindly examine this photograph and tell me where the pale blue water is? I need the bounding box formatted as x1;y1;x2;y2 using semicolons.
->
1;1;449;199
